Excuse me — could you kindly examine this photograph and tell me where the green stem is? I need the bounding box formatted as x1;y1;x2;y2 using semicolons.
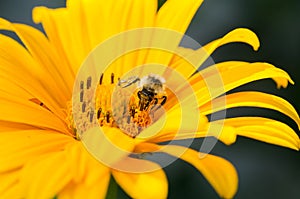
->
105;176;118;199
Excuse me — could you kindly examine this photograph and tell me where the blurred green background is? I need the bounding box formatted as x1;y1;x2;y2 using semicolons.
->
0;0;299;198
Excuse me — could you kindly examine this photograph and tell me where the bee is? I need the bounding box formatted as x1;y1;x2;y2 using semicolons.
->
118;74;167;111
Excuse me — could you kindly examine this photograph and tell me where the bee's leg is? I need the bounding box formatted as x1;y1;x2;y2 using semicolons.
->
160;96;167;106
150;98;160;112
144;101;151;111
137;91;144;111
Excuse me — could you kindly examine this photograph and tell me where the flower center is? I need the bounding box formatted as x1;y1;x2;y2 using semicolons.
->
67;73;167;139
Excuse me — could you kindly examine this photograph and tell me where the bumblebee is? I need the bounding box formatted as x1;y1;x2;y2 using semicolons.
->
118;74;167;111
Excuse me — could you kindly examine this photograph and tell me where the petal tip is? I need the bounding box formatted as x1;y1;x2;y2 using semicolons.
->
32;6;47;24
231;28;260;51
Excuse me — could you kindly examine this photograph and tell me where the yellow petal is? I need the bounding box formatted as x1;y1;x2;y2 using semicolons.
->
59;142;110;199
33;7;82;73
189;61;293;106
78;0;157;47
156;0;203;33
0;121;34;132
203;28;260;54
201;91;300;129
34;0;158;75
0;74;33;100
83;0;157;78
139;143;238;199
168;47;202;79
0;34;68;118
0;32;68;106
213;117;300;150
65;142;110;185
59;177;110;199
0;18;74;95
144;0;203;67
0;130;73;172
81;127;136;167
169;28;260;73
159;125;237;146
170;30;258;78
0;170;23;198
0;96;70;135
112;161;168;199
20;151;73;199
141;106;209;143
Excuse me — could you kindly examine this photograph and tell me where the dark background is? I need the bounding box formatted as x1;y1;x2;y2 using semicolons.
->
0;0;299;198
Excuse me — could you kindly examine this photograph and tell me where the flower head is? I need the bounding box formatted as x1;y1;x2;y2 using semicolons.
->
0;0;299;199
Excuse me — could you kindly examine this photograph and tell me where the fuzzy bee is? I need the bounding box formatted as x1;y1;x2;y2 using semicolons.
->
118;74;167;111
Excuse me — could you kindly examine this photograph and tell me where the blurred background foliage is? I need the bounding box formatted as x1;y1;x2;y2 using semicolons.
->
0;0;299;198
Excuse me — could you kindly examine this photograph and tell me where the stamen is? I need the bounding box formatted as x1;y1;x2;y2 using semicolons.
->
89;109;94;122
87;76;92;89
80;81;84;90
80;90;84;102
105;111;111;123
82;102;86;112
111;73;114;84
99;73;104;85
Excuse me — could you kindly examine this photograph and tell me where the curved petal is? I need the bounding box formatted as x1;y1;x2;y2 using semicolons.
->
200;91;300;129
187;61;293;106
169;28;260;72
0;130;73;172
137;143;238;199
213;117;300;150
112;161;168;199
203;28;260;56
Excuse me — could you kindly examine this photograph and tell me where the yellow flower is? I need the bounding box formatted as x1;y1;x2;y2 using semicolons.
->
0;0;299;199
